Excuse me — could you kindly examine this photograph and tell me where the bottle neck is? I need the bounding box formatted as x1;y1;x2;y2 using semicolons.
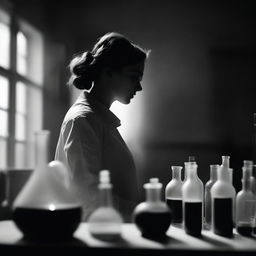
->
187;165;198;180
99;187;113;207
218;158;230;182
145;188;161;203
210;165;218;181
172;167;182;181
242;179;251;191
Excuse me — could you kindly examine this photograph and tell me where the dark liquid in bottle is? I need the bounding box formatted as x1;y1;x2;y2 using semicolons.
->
133;210;172;238
184;201;202;236
213;198;233;237
12;206;82;241
237;225;252;237
166;199;182;223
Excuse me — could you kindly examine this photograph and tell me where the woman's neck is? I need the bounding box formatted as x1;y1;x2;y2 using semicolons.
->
89;83;113;109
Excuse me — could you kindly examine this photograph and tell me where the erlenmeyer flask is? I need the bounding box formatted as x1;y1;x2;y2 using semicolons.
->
12;130;82;241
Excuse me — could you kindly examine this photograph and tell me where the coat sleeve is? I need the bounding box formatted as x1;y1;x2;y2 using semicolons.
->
61;116;102;220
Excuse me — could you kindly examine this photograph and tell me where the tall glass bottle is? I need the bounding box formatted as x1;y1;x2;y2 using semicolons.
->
251;165;256;196
182;162;204;236
204;164;218;230
133;178;172;238
236;160;254;236
211;156;236;237
165;166;183;224
87;170;123;240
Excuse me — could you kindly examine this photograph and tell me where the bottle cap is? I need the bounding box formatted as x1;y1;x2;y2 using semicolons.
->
144;177;162;189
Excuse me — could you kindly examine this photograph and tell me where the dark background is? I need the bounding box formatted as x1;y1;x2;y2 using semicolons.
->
5;0;256;199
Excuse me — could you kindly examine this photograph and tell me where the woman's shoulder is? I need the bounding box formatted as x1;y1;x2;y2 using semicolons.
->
61;102;103;132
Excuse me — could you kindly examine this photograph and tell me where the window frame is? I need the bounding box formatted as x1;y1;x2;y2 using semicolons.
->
0;7;43;169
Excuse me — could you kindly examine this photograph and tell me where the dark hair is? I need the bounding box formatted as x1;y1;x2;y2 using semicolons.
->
68;32;149;90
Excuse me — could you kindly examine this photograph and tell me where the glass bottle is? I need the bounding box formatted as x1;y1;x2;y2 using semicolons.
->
211;156;236;237
87;170;123;240
236;160;254;236
133;178;172;238
182;162;204;236
12;130;82;241
251;164;256;196
165;166;183;224
204;164;218;230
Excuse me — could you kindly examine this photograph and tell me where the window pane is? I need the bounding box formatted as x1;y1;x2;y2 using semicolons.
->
17;31;28;76
0;22;10;69
15;113;26;141
16;81;27;114
0;75;9;109
0;139;7;168
0;110;8;137
15;142;26;168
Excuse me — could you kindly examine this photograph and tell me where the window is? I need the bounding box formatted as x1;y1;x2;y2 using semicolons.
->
0;7;44;169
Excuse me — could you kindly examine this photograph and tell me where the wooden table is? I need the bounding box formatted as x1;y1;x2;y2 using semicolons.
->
0;220;256;255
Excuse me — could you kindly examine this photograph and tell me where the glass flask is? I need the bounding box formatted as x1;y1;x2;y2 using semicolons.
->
87;170;123;240
133;178;172;238
236;160;254;236
204;164;218;230
12;130;82;241
165;166;183;224
211;156;236;237
182;162;203;236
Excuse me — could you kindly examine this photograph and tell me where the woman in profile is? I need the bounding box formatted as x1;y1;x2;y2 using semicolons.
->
55;32;149;221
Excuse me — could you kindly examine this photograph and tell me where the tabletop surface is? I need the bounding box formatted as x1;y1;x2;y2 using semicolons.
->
0;220;256;255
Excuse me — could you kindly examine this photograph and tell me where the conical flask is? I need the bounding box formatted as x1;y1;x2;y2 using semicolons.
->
87;170;123;240
12;130;82;241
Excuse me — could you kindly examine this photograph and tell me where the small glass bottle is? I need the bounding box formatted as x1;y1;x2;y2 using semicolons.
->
87;170;123;240
236;160;254;236
133;178;172;238
204;164;218;230
165;166;183;224
211;156;236;237
182;162;204;236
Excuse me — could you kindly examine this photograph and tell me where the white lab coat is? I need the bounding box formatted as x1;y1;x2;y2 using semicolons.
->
55;92;139;221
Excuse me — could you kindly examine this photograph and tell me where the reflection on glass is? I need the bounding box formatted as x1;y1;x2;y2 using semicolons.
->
17;31;27;75
15;142;26;168
0;110;8;137
16;81;27;114
0;22;10;69
0;139;7;168
0;75;9;109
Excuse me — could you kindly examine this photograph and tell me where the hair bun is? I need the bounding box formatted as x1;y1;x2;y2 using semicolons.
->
72;51;94;76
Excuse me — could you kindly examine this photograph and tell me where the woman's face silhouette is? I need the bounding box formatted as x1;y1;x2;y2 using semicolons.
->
111;61;145;104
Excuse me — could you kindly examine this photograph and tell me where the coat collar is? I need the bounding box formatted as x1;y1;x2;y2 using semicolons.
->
76;91;121;128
